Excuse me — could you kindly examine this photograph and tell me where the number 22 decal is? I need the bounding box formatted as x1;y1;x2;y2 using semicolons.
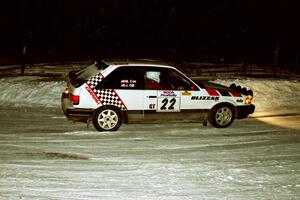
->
160;98;176;110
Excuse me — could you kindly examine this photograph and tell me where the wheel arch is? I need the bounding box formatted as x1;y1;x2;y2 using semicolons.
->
94;104;125;121
92;105;124;131
208;102;237;128
211;102;237;116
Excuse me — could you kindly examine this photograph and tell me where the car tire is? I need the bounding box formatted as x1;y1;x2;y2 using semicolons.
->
92;106;122;131
208;104;235;128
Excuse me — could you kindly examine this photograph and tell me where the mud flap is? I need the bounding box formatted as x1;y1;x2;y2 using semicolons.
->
202;112;208;126
87;116;92;128
122;111;128;124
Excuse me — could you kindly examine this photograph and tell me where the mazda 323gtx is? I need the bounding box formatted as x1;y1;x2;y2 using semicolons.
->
61;60;255;131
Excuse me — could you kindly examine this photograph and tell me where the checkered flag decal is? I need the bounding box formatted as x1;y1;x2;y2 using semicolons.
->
87;74;103;89
95;89;126;110
86;73;127;111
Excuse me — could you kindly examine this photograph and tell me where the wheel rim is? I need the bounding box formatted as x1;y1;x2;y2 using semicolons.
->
98;109;119;130
215;107;232;126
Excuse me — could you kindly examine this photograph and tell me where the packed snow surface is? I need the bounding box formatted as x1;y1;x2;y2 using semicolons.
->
0;65;299;200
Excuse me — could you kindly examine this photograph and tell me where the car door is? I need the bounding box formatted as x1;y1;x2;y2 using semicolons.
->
151;67;209;122
143;69;161;112
143;67;183;122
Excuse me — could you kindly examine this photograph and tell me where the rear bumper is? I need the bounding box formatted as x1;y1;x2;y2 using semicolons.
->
236;104;255;119
61;92;94;122
65;108;94;122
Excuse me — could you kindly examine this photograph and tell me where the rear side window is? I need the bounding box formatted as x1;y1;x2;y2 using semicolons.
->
96;66;143;89
69;63;100;88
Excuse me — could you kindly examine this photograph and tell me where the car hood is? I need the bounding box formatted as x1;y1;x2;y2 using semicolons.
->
194;80;230;90
193;79;253;96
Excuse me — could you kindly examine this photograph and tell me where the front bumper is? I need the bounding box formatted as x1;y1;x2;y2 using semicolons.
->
236;104;255;119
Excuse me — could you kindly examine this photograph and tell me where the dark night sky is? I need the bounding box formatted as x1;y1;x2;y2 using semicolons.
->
1;0;300;65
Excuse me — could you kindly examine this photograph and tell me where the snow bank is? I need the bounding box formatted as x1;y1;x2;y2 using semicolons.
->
214;78;300;116
0;76;65;108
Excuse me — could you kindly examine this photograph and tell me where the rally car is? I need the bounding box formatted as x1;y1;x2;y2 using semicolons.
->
61;59;255;131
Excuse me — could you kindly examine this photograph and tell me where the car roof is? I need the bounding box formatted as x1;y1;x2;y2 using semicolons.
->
102;58;174;68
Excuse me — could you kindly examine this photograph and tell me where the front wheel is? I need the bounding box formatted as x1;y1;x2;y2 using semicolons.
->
92;106;122;131
208;104;235;128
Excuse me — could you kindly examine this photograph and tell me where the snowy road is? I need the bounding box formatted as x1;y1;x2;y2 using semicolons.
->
0;107;299;199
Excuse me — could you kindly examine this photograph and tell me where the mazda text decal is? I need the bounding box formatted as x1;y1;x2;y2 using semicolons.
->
86;84;101;104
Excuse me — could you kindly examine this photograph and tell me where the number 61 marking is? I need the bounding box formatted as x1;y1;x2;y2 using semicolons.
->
160;98;176;110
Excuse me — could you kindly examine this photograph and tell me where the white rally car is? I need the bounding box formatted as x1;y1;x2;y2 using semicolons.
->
61;59;255;131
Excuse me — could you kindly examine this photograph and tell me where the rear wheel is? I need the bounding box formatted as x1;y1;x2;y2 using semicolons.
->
92;106;122;131
208;104;235;128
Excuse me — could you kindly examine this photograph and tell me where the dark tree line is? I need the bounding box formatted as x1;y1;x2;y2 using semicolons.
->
0;0;299;67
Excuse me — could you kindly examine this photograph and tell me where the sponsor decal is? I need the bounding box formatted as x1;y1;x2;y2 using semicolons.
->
86;84;101;104
191;96;219;101
160;90;177;97
236;99;243;103
181;91;191;96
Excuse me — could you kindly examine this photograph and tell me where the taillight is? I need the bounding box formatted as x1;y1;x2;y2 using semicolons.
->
71;95;80;105
245;95;253;105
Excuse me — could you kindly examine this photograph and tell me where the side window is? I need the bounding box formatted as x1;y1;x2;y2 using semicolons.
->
144;71;162;90
144;67;195;90
164;69;194;90
96;67;143;89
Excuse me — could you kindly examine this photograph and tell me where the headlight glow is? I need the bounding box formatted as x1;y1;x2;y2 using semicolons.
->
245;95;253;105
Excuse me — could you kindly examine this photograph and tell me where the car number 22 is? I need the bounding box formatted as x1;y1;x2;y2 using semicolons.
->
158;97;180;112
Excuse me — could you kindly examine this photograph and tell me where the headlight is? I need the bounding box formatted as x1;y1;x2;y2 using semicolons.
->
245;95;253;105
